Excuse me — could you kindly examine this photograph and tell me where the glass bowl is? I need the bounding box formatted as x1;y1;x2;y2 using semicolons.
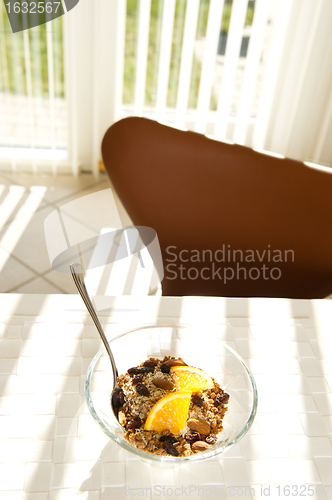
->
85;325;258;465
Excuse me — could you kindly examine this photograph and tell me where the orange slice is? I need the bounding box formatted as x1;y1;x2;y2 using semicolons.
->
171;366;214;392
144;392;191;434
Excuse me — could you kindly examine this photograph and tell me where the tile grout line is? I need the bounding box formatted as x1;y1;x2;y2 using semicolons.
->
6;271;67;294
44;177;111;208
0;172;110;208
0;174;112;293
0;177;107;232
42;274;71;294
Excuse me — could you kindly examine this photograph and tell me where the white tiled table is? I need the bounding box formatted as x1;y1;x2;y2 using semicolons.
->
0;294;332;499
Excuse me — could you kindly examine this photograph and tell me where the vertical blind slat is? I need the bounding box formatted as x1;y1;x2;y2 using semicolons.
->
156;0;176;115
23;28;37;173
63;13;79;176
92;0;101;177
233;0;270;145
313;82;332;164
135;0;151;115
9;26;25;170
214;0;248;139
114;0;127;123
175;0;200;128
0;7;16;170
30;26;43;157
195;0;225;134
0;10;9;93
252;0;294;150
283;0;324;157
46;26;57;175
10;27;25;95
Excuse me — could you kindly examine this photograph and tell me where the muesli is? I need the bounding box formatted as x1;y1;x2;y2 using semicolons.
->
111;356;229;457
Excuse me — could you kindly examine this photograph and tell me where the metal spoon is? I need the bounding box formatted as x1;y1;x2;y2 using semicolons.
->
69;263;118;387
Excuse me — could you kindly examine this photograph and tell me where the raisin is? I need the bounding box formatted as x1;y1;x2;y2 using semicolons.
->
159;435;179;444
132;375;143;385
205;435;217;445
128;366;155;375
214;393;230;407
160;363;171;374
111;388;125;411
192;395;203;407
162;441;179;456
127;416;142;429
143;360;158;367
136;383;150;396
184;432;201;444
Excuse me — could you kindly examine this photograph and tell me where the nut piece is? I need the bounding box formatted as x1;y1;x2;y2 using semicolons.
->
118;410;127;426
165;358;187;367
152;377;174;390
187;418;211;435
192;441;210;452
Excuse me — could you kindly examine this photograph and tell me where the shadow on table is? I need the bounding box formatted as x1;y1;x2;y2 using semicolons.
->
224;297;331;490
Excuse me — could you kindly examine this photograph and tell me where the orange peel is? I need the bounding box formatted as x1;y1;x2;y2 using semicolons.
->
171;365;215;392
144;391;191;434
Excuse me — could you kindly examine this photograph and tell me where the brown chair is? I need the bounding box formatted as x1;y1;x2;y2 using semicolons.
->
102;116;332;299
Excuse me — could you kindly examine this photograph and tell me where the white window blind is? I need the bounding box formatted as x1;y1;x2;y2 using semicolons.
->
1;0;331;175
69;0;332;173
0;1;69;173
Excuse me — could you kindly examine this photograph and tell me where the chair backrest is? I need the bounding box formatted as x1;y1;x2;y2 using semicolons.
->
102;117;332;299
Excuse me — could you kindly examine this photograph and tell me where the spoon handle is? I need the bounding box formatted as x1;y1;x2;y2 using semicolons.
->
69;263;118;384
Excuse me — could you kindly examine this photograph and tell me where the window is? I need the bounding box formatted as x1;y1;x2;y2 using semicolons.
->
0;2;68;173
1;0;331;174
